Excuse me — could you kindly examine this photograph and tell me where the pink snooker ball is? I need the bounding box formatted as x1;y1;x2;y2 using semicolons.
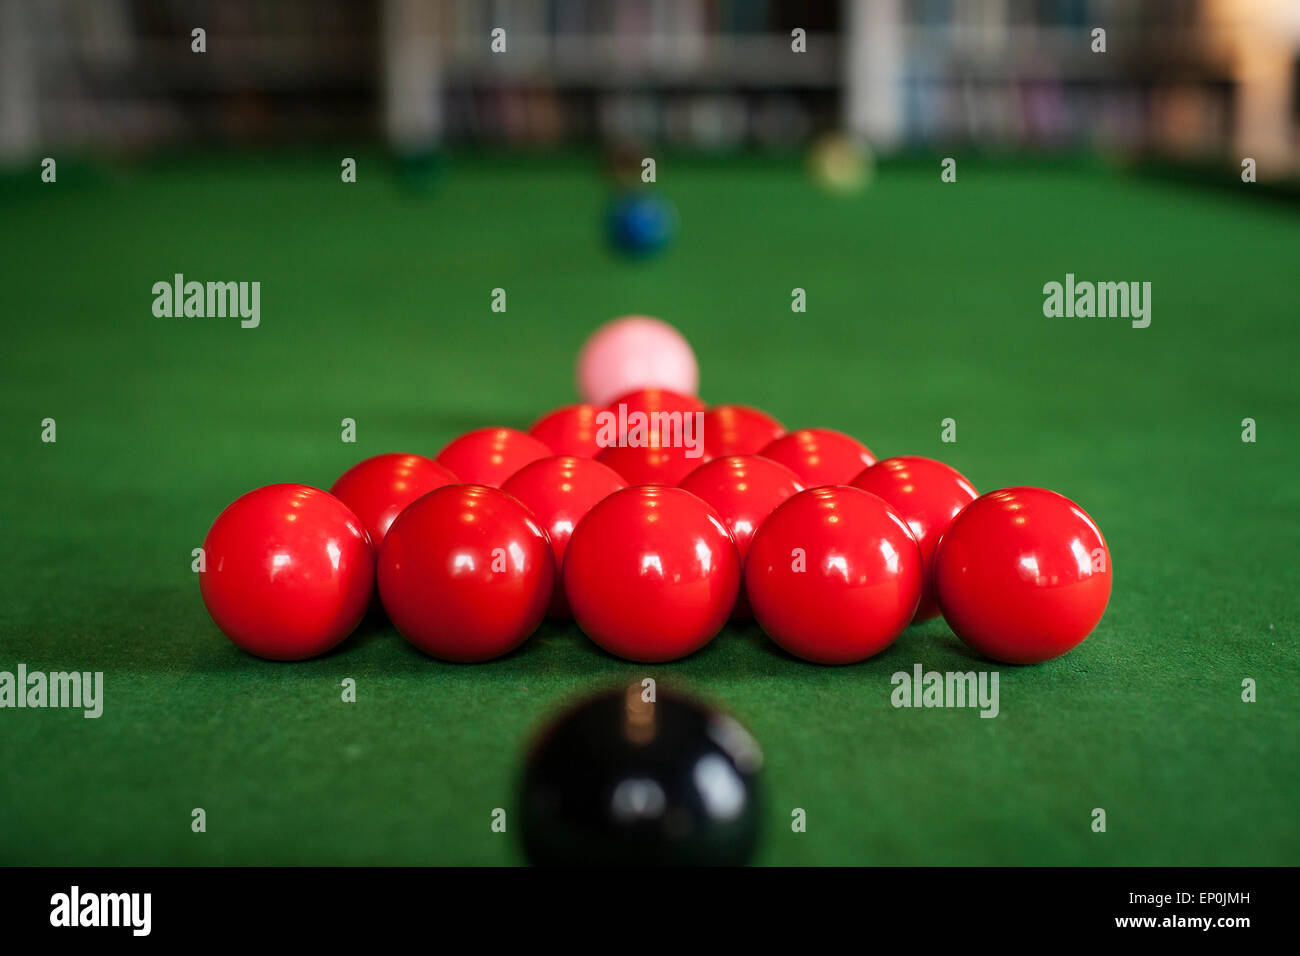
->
576;315;699;407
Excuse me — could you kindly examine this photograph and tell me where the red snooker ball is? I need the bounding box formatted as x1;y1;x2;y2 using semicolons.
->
199;484;374;661
850;456;978;622
746;486;921;664
529;404;606;459
435;427;552;488
599;389;710;485
702;404;785;457
597;441;710;486
933;487;1111;665
563;486;740;662
329;452;458;548
679;455;804;619
501;455;627;618
758;428;876;488
377;484;553;662
606;387;706;433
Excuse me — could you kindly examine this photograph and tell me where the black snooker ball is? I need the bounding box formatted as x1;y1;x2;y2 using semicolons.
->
519;685;763;866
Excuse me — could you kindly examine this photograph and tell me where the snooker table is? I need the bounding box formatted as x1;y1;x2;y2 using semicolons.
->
1;152;1296;867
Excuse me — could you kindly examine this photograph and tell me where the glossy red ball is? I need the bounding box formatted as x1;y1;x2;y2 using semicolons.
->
377;484;553;662
564;486;740;662
199;484;374;661
605;387;707;433
746;486;921;664
329;452;458;548
759;428;876;488
599;388;709;484
702;404;785;457
597;441;710;486
679;455;804;619
851;456;978;622
435;427;552;488
529;404;606;459
501;455;627;618
933;487;1111;665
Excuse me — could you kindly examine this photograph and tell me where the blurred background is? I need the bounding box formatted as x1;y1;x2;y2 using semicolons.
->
2;0;1298;178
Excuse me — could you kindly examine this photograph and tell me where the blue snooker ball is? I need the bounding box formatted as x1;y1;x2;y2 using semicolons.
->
606;191;676;259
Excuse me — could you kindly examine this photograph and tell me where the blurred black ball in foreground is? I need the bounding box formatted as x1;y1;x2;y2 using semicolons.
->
519;685;763;866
